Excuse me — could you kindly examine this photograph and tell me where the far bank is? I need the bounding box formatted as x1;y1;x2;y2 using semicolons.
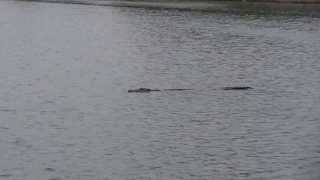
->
18;0;320;16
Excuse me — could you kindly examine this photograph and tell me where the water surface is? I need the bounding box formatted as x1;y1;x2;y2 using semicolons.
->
0;1;320;179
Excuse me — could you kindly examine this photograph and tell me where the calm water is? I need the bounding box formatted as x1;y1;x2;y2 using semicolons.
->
0;1;320;179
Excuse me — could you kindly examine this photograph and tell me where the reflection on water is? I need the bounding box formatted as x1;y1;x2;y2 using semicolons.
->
0;1;320;179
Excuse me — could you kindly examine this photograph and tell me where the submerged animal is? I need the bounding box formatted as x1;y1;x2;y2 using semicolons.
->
128;88;160;93
128;87;253;93
221;86;253;90
128;88;192;93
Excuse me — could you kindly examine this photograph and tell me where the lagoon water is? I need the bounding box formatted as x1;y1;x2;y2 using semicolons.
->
0;1;320;179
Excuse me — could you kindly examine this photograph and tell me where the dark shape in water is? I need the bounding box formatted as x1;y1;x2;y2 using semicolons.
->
164;89;193;91
128;88;160;93
128;88;192;93
0;174;12;177
222;86;253;90
44;167;56;172
128;87;253;93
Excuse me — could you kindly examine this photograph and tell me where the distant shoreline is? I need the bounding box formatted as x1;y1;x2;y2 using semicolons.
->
17;0;320;16
18;0;320;5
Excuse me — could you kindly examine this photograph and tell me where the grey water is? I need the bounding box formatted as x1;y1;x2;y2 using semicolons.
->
1;1;320;179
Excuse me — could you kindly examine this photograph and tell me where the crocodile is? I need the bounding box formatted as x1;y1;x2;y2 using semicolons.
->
128;88;160;93
221;86;253;90
128;87;253;93
128;88;191;93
